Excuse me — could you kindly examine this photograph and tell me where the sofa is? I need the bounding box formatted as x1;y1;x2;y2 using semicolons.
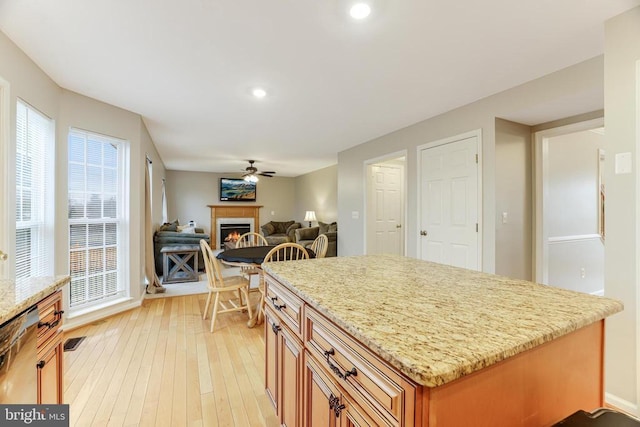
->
294;221;337;257
153;221;210;276
260;220;301;245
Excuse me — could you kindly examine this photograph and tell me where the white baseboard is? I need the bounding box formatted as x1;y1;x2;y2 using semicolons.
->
605;392;638;416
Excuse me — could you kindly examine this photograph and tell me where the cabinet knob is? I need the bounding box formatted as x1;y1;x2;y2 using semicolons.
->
37;360;45;369
0;250;7;261
420;230;428;236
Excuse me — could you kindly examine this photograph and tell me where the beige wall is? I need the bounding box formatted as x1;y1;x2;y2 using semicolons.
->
338;56;604;273
165;171;298;234
0;29;167;326
604;6;640;412
495;118;532;280
166;165;338;234
294;164;338;225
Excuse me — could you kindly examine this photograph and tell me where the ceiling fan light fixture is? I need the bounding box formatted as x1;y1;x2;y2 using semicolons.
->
349;3;371;19
252;87;267;99
244;174;259;183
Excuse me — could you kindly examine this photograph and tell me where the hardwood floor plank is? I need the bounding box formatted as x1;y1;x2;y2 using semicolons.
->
64;293;278;426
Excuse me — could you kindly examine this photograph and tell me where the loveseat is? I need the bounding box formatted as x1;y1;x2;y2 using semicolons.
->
153;221;210;275
294;221;337;257
260;220;301;245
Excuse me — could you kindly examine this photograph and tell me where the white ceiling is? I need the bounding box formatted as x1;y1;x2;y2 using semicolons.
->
0;0;638;177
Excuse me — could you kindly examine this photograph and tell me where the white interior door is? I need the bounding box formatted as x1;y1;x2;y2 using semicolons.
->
367;162;404;255
419;135;479;270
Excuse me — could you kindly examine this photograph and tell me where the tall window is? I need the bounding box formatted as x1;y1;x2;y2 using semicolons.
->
15;100;54;279
68;129;127;308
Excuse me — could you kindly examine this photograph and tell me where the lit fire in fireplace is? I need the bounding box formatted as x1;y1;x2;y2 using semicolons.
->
224;231;241;243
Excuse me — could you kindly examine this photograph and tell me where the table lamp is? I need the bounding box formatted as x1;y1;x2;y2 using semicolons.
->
304;211;317;228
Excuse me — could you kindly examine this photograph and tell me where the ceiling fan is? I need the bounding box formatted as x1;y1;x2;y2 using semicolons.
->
242;160;276;182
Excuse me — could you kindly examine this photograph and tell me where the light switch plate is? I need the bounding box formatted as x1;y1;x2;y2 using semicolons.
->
615;152;632;174
352;211;359;219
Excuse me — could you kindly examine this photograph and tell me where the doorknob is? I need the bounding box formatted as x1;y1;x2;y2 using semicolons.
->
396;224;402;229
420;230;427;236
0;250;7;261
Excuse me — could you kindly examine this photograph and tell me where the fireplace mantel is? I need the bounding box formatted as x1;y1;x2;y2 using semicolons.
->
208;205;263;250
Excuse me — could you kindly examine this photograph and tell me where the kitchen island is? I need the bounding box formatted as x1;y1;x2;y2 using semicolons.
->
261;254;623;426
0;275;69;404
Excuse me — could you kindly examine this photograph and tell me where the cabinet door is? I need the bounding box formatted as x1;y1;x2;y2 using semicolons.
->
278;321;303;427
304;352;339;427
37;332;63;404
265;308;279;412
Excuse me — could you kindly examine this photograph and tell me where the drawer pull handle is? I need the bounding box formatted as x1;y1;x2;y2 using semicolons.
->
38;319;59;330
37;360;45;369
55;310;65;317
271;323;281;335
323;348;357;380
328;394;345;418
271;298;286;311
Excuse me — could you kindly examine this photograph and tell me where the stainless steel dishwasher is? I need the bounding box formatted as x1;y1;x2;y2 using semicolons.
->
0;306;40;403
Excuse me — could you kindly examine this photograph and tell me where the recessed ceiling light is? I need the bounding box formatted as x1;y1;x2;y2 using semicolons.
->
252;88;267;99
349;3;371;19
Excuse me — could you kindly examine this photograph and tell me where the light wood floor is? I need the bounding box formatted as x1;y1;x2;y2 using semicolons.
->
64;293;279;427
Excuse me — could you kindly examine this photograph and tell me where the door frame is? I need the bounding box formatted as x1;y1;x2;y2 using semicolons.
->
0;75;10;278
532;117;604;284
363;150;407;256
416;129;483;269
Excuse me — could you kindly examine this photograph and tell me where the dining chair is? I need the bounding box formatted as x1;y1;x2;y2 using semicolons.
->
235;232;268;248
310;234;329;258
251;242;310;327
235;232;269;285
200;239;253;333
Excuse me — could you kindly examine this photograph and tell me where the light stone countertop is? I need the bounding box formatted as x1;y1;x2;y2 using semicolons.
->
0;276;70;325
262;254;623;388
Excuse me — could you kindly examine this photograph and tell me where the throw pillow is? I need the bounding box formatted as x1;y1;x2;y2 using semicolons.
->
179;226;196;234
261;222;276;236
159;219;179;232
328;222;338;233
318;221;330;234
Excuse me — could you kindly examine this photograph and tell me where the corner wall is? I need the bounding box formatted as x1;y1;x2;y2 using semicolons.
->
603;6;640;413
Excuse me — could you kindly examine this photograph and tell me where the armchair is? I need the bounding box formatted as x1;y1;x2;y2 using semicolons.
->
260;220;301;245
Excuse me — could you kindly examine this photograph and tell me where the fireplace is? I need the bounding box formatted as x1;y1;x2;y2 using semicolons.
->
216;217;255;250
220;223;251;249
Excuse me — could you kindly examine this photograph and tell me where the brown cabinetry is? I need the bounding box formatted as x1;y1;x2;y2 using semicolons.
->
36;289;64;404
264;277;305;427
265;274;416;427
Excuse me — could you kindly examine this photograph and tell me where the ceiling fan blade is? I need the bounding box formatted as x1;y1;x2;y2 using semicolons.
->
261;171;276;174
259;173;274;177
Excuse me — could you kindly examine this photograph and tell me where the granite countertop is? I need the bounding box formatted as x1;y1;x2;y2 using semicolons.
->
262;254;623;388
0;276;70;325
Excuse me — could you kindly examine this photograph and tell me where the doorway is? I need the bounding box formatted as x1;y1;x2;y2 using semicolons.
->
418;130;482;270
365;154;406;255
534;117;605;294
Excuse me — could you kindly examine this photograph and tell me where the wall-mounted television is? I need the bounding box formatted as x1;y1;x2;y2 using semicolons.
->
220;178;256;202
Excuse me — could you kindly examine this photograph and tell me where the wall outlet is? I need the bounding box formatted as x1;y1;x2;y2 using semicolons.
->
352;211;359;219
580;268;586;279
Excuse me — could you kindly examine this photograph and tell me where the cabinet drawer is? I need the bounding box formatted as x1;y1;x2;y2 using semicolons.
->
37;290;63;348
265;275;304;338
305;306;415;426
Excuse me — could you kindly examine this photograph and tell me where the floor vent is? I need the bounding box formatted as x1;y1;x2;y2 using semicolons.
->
63;336;86;352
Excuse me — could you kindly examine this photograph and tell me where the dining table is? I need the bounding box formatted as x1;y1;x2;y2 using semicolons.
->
216;245;315;327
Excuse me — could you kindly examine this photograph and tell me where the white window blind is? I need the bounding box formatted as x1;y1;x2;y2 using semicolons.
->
68;129;127;308
15;100;54;280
